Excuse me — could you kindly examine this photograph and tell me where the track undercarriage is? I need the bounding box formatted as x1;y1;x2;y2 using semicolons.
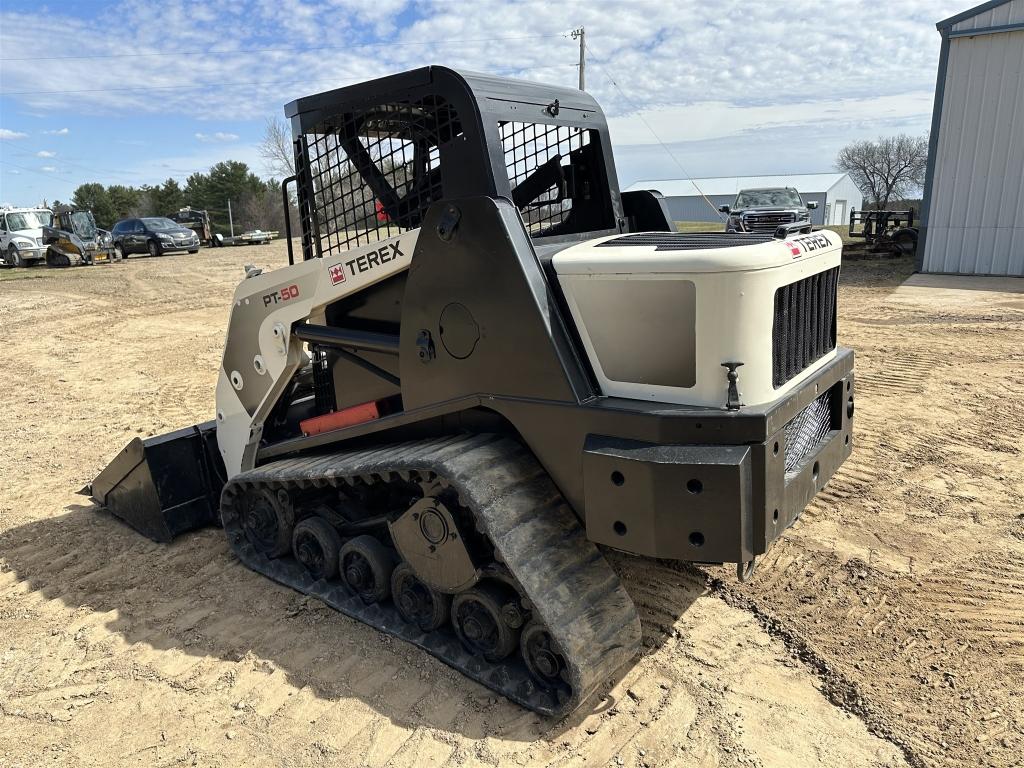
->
220;434;642;716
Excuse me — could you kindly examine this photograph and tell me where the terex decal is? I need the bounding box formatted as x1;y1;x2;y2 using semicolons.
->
262;284;300;306
328;263;346;285
787;233;832;258
328;241;405;285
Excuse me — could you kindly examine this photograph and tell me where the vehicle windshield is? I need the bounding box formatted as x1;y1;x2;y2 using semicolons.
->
70;211;97;238
3;211;47;230
142;217;179;231
734;189;804;208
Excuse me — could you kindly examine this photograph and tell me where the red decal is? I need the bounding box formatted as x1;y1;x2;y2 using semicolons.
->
785;241;801;256
329;263;346;285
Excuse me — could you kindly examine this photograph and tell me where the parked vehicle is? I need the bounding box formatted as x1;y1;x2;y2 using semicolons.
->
849;209;918;254
168;207;219;247
43;205;118;266
719;187;817;234
111;217;200;258
1;207;52;267
223;229;277;246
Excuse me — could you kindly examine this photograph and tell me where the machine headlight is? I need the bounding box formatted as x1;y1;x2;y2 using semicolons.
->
728;216;743;229
157;233;173;240
12;236;35;248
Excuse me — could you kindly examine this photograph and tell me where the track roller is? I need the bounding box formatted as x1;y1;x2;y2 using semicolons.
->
520;620;568;690
339;534;395;603
292;517;341;581
452;581;521;662
240;487;294;557
391;561;451;632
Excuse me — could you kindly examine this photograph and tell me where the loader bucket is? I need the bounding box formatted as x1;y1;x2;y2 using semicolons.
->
90;421;225;543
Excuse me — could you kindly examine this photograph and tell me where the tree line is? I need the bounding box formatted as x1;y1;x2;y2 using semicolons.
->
65;160;292;234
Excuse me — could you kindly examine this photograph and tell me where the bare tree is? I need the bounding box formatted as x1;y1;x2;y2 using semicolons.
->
259;116;295;179
836;134;929;210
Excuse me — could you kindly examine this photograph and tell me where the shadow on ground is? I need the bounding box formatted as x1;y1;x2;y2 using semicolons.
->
0;504;703;742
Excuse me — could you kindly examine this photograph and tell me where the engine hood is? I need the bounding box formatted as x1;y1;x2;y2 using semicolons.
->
553;229;841;274
8;227;43;240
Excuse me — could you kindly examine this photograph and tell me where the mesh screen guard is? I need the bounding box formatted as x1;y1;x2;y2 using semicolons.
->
299;98;458;257
499;121;591;236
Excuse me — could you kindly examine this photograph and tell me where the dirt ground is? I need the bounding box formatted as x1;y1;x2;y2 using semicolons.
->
0;243;1021;768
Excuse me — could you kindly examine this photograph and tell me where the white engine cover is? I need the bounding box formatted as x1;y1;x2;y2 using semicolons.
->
552;230;843;409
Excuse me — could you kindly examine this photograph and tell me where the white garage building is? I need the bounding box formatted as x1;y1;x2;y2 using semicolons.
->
623;173;863;227
919;0;1024;276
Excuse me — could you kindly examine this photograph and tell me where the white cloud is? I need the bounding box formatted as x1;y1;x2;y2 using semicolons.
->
0;128;28;140
195;131;240;143
41;166;57;172
0;0;967;192
36;150;57;158
43;127;69;135
9;169;21;175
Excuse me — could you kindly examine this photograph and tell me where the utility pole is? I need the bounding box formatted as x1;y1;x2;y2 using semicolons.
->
571;27;585;91
228;199;234;238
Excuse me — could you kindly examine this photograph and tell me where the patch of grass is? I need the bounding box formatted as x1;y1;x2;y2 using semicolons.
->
0;267;51;282
675;220;725;233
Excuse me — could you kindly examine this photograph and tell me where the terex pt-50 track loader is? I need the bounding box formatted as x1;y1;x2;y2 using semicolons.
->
92;67;855;716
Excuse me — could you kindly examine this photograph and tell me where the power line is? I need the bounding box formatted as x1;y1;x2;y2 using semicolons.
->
582;41;725;220
0;34;565;63
0;63;578;97
0;159;74;180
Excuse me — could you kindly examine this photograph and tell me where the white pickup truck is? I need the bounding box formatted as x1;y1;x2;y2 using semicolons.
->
1;207;52;267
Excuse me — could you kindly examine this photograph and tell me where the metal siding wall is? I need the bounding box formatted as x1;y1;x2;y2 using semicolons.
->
804;193;827;225
951;0;1024;31
666;195;734;223
922;28;1024;276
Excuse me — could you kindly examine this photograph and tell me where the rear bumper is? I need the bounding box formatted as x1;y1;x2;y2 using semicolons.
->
582;349;854;564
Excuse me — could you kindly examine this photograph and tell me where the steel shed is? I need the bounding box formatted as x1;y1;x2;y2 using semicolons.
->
624;173;862;226
919;0;1024;276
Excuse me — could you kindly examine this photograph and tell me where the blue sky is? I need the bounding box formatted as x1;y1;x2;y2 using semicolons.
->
0;0;964;206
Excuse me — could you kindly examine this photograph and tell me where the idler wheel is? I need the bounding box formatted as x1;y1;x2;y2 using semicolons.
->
241;488;294;558
520;620;567;689
391;561;451;632
291;517;341;581
339;535;396;604
451;582;520;662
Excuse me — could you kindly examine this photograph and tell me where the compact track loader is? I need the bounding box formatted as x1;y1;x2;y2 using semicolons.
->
44;205;118;266
91;67;855;716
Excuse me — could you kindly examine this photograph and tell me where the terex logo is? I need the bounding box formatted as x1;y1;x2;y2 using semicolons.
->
789;233;832;256
263;284;300;306
327;241;404;286
348;241;404;276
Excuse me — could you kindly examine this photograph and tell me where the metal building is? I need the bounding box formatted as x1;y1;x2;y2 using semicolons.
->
624;173;863;226
919;0;1024;276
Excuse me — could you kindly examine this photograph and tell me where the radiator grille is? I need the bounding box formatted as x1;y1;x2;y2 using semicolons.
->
597;232;772;250
743;211;796;233
772;267;839;388
784;391;832;476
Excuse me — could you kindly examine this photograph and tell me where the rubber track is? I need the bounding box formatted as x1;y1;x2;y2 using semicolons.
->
219;434;642;716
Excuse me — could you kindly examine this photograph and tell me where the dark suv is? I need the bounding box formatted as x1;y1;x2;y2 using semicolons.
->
719;187;817;234
111;217;200;258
